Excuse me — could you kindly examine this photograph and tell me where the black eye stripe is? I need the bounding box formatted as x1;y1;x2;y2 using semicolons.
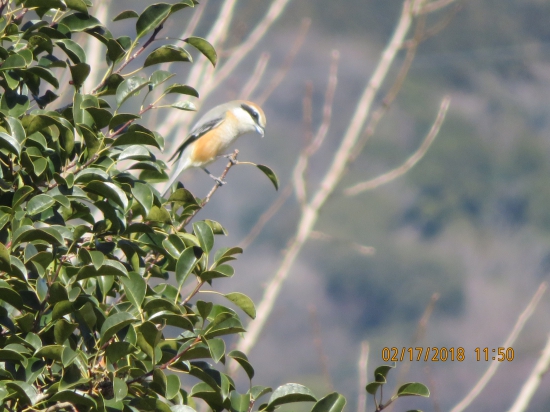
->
241;104;259;121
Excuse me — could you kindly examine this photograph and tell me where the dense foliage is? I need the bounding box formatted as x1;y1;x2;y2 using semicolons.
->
0;1;431;411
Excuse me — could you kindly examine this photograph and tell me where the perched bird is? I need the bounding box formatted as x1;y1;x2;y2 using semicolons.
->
163;100;266;195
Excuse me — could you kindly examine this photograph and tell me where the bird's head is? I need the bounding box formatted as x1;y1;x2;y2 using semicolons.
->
233;101;266;137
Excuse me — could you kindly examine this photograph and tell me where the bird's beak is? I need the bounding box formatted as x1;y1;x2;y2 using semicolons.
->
255;125;265;137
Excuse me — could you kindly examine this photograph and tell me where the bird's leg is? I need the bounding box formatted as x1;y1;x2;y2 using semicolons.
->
203;168;226;186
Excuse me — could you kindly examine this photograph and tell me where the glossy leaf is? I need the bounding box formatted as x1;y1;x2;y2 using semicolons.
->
310;392;347;412
172;101;196;111
184;36;217;66
136;3;171;40
223;292;256;319
115;76;150;107
176;246;201;286
256;164;279;190
193;221;214;253
114;377;128;402
114;10;139;21
0;132;21;156
229;350;254;380
144;45;192;67
121;272;146;309
99;312;137;346
397;382;430;397
266;384;317;409
26;194;55;215
164;83;199;97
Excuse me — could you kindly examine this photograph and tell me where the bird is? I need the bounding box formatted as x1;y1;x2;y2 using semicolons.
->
163;100;266;195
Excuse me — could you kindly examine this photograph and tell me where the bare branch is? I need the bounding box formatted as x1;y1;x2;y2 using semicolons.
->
420;0;458;14
178;150;239;230
508;334;550;412
344;96;450;196
256;18;311;106
357;341;370;412
310;231;375;256
230;0;416;364
240;52;270;101
208;0;294;93
450;282;548;412
349;12;426;164
292;50;339;205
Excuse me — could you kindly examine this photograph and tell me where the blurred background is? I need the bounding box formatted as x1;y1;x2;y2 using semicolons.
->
94;1;550;410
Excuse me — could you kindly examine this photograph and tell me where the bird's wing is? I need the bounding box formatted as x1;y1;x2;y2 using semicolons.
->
168;115;226;163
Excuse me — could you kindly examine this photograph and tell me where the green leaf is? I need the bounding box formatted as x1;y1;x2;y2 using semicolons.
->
397;383;430;397
24;0;66;9
365;382;383;395
230;392;251;412
99;312;137;346
106;38;126;63
82;181;129;210
0;349;26;364
197;300;213;320
113;130;161;149
164;83;199;97
110;113;141;130
171;101;196;111
114;377;128;402
55;39;86;63
121;272;146;309
184;36;217;67
105;342;137;365
223;292;256;319
150;70;175;88
115;76;150;107
26;194;55;215
132;182;154;216
5;381;38;406
76;259;128;280
66;0;89;13
256;164;279;190
54;319;77;344
136;3;171;40
176;246;201;286
206;337;225;363
310;393;346;412
0;131;21;156
250;386;272;401
50;391;96;409
25;66;59;88
59;13;102;32
35;345;64;361
0;90;29;116
374;364;395;381
193;221;214;253
12;226;64;247
229;350;254;380
0;54;26;70
69;63;91;88
114;10;139;21
144;45;192;67
165;374;181;400
267;384;317;409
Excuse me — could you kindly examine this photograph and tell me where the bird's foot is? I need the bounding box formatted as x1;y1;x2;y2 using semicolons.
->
223;154;238;165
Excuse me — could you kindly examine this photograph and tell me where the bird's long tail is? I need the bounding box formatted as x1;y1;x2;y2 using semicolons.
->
162;158;187;196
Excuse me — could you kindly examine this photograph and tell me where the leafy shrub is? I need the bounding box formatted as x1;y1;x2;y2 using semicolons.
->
0;1;345;411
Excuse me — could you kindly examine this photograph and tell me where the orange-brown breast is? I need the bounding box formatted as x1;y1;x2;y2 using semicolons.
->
191;112;238;165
